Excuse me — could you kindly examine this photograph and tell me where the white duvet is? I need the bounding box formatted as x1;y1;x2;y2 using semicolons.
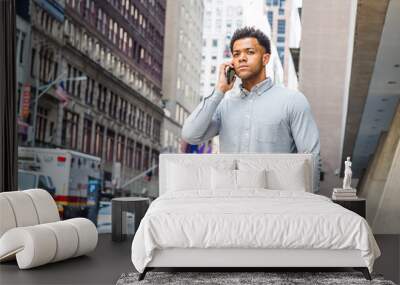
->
131;190;380;273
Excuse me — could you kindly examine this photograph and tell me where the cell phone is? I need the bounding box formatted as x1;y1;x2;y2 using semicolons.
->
226;67;236;84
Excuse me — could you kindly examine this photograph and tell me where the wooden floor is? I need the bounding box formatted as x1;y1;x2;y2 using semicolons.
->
0;234;398;285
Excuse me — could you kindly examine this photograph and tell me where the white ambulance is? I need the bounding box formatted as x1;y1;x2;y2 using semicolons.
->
18;147;102;211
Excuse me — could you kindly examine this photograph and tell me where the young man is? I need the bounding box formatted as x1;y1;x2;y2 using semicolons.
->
181;27;321;192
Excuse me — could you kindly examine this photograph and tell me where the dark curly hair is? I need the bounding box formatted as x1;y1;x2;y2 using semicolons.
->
230;26;271;54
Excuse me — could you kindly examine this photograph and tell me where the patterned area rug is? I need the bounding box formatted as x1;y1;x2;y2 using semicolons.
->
116;271;396;285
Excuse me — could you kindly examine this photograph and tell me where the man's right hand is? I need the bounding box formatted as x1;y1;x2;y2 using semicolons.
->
216;62;236;94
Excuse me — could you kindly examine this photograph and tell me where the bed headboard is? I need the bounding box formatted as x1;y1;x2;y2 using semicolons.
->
159;153;314;195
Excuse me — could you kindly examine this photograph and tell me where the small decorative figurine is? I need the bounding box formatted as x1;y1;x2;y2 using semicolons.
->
342;157;353;190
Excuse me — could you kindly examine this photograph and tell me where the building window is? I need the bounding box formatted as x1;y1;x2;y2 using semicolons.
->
138;109;144;131
19;32;26;64
94;124;104;158
119;98;127;123
117;27;122;49
145;114;152;136
140;47;144;60
210;65;216;74
135;142;142;170
128;104;132;126
83;0;90;19
126;138;134;168
153;119;160;143
106;130;115;162
102;12;107;34
108;18;113;40
76;71;82;98
31;48;36;77
212;39;218;47
278;19;285;34
39;48;55;83
97;84;107;112
267;11;273;26
97;8;102;30
132;105;137;128
151;149;159;175
109;92;117;118
143;146;150;170
85;78;94;105
123;31;127;52
277;46;285;65
36;106;48;143
90;0;96;25
116;134;125;164
277;36;285;43
113;22;118;44
82;118;93;154
124;0;130;17
62;110;79;149
128;37;132;55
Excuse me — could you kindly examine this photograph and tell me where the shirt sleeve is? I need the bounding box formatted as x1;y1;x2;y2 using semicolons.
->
181;89;224;145
289;92;321;193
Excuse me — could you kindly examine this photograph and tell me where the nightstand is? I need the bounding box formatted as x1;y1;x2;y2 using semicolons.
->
332;197;366;218
111;197;150;242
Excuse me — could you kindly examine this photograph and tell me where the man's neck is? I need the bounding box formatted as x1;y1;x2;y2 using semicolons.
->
242;73;267;92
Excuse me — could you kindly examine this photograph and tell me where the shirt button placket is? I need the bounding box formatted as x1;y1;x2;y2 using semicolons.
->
244;95;253;152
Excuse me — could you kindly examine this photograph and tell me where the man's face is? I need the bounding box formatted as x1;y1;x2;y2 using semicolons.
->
232;37;270;80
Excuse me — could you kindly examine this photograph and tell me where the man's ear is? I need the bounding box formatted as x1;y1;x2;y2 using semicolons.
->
263;53;271;66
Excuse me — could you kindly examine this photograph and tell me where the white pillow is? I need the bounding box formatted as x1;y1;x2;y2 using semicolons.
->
167;162;210;191
211;168;236;191
238;159;308;191
236;169;267;189
266;161;307;191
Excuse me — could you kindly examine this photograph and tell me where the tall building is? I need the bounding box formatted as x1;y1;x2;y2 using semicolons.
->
162;0;204;154
265;0;301;89
299;0;400;234
299;0;358;198
22;0;166;196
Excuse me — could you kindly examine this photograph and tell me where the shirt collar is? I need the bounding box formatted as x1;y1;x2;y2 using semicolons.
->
239;77;273;98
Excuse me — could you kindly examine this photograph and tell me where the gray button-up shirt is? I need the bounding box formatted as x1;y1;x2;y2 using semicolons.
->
181;77;321;192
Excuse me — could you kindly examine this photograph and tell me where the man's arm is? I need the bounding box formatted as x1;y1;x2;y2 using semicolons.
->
181;89;224;144
182;61;236;144
289;92;321;193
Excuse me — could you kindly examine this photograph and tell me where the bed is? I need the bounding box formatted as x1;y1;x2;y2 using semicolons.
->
131;154;380;281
